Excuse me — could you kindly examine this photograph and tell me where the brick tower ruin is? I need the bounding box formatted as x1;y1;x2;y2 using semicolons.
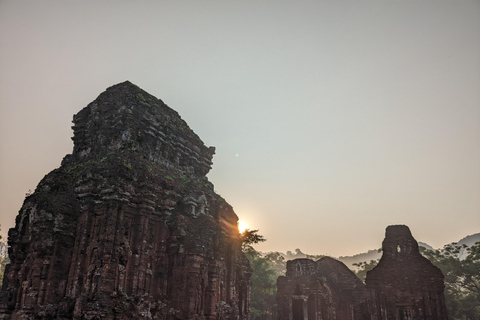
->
0;82;251;320
365;225;448;320
276;225;448;320
276;257;368;320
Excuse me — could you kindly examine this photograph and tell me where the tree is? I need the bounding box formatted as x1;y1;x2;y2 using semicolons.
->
247;250;278;320
353;259;379;283
0;255;7;288
240;229;276;320
305;254;325;261
263;252;286;276
0;226;9;288
240;229;266;254
422;242;480;320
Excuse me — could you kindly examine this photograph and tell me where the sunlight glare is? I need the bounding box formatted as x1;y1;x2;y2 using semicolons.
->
238;221;248;233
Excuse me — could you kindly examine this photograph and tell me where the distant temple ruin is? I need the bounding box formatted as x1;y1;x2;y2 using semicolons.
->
366;225;448;320
0;82;251;320
276;225;448;320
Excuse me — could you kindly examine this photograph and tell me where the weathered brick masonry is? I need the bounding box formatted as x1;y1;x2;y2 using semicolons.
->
0;82;251;320
276;225;447;320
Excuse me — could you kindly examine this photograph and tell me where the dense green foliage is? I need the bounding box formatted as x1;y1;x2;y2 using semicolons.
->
245;249;277;320
263;252;286;276
422;242;480;320
0;255;8;288
240;229;266;254
0;229;8;288
353;259;379;282
241;230;277;320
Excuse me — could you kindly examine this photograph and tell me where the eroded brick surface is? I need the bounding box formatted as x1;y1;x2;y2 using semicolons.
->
365;225;448;320
277;257;368;320
276;225;448;320
0;82;251;320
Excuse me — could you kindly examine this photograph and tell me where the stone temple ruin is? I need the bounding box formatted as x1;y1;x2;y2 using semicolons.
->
0;82;251;320
0;82;450;320
276;225;448;320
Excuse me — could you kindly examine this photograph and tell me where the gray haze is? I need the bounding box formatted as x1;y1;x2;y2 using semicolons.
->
0;1;479;256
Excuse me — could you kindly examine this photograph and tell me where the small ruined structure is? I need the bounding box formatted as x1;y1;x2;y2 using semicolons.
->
365;225;448;320
276;225;448;320
0;82;251;320
276;258;368;320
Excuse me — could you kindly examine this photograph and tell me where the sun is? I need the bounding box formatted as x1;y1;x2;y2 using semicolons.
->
238;221;248;234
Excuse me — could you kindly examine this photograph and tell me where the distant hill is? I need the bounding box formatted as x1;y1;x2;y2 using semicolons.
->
454;233;480;259
337;234;479;269
337;249;381;270
457;233;480;247
337;242;434;270
418;242;434;251
265;233;480;271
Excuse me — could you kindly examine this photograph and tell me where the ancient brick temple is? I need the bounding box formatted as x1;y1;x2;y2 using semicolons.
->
0;82;251;320
276;257;369;320
366;225;448;320
276;225;448;320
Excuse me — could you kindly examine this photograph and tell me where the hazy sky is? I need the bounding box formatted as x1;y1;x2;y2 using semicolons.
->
1;1;479;257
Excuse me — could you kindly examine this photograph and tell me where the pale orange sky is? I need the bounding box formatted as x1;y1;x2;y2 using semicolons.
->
0;1;479;257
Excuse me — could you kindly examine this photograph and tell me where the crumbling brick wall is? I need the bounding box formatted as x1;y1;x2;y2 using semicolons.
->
276;225;448;320
365;225;448;320
0;82;251;320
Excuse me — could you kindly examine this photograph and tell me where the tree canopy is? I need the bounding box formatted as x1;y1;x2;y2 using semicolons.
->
0;227;9;288
240;229;276;320
421;242;480;320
